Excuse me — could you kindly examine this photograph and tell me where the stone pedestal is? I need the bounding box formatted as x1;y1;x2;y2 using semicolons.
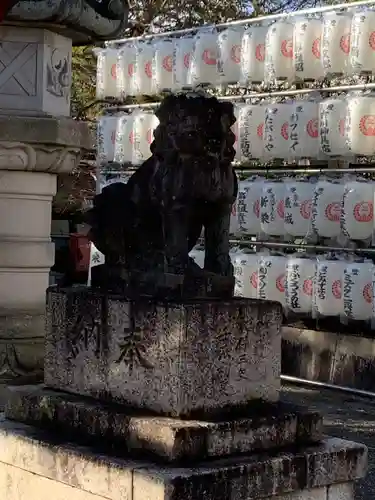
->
0;24;92;384
1;290;368;499
45;288;282;416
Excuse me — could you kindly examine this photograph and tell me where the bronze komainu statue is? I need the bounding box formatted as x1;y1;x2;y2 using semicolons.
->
86;93;238;298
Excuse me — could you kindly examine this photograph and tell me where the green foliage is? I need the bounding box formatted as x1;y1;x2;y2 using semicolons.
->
71;46;98;120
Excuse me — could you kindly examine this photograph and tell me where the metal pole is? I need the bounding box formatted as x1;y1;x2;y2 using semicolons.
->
234;167;375;174
103;82;375;112
281;374;375;399
106;0;375;45
228;239;375;254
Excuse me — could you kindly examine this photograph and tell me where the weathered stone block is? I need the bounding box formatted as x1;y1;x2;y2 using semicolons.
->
0;418;367;500
327;483;354;500
0;26;72;116
5;386;323;462
45;288;282;417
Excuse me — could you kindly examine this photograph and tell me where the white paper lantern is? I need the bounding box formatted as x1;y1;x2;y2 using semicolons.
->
264;103;293;159
284;181;314;237
131;112;159;165
257;254;287;306
346;95;375;156
232;104;242;161
341;181;375;241
239;104;266;160
232;252;259;298
173;36;195;91
218;27;244;85
294;17;323;81
321;12;352;76
116;44;137;98
237;177;264;235
265;20;295;84
189;248;205;268
134;42;155;96
343;261;374;321
113;114;136;164
319;98;350;157
241;26;268;84
289;100;320;159
350;10;375;75
285;256;316;313
95;48;118;99
312;180;345;238
230;201;239;235
97;116;119;164
188;29;220;87
154;39;175;92
314;259;346;317
260;182;286;236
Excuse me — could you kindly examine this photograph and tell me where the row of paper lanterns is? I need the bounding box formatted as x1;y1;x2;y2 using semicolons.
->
97;93;375;166
233;94;375;160
97;8;375;99
88;234;374;322
191;248;374;321
230;177;375;241
87;171;375;322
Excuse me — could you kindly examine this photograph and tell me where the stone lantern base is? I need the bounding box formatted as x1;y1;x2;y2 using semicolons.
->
0;115;91;383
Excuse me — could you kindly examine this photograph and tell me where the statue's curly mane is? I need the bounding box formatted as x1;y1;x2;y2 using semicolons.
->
86;93;238;296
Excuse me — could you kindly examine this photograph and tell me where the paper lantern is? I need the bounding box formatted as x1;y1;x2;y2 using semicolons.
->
218;27;244;84
241;26;268;84
265;20;295;84
264;102;293;159
321;12;352;76
319;98;350;157
232;251;259;298
350;10;375;75
294;17;324;81
343;261;374;321
131;112;159;165
134;42;155;96
289;100;320;159
95;48;119;99
154;39;175;93
97;115;119;165
188;29;220;87
341;181;375;241
284;181;314;237
238;104;266;160
113;114;136;164
314;259;346;316
346;95;375;156
116;44;137;98
260;181;286;236
312;180;345;238
285;256;316;313
173;36;195;91
257;254;287;306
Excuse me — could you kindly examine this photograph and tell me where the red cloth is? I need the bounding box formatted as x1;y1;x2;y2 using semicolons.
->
0;0;17;22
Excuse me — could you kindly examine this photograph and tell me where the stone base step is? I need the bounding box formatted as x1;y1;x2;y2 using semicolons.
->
0;416;366;500
5;385;323;462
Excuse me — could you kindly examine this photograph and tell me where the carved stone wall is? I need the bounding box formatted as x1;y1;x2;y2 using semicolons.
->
0;27;72;116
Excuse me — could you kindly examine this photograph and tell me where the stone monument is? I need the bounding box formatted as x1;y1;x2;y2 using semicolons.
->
0;1;128;384
0;93;368;499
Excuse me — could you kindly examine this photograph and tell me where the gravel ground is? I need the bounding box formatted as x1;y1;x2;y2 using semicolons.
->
281;382;375;500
